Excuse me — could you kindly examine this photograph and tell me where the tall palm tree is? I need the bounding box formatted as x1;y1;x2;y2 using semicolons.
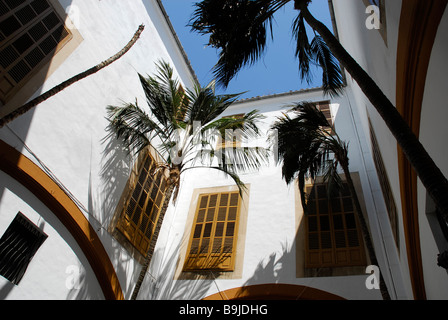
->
105;60;268;300
190;0;448;221
271;102;391;300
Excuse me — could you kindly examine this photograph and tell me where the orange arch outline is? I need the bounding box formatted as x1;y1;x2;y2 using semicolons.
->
203;283;345;300
0;139;124;300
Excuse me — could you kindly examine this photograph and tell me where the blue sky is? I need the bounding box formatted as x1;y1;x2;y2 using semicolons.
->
161;0;334;100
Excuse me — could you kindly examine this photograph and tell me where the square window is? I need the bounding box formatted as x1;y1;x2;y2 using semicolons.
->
0;212;47;285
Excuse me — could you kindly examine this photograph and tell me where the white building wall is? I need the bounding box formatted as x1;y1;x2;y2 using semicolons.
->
331;0;411;299
143;89;385;300
0;0;195;299
332;0;448;300
418;8;448;299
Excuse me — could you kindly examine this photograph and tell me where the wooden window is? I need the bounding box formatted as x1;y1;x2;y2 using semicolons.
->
316;101;333;127
369;119;399;250
217;114;245;150
183;192;241;272
0;0;72;104
116;151;168;256
0;212;47;285
305;182;367;268
314;101;335;135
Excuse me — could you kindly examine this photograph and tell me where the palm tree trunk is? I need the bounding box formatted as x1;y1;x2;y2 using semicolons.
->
130;182;174;300
0;25;145;128
340;160;391;300
299;4;448;219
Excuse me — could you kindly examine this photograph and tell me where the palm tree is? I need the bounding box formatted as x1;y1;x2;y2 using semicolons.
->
271;102;391;300
105;60;268;300
190;0;448;221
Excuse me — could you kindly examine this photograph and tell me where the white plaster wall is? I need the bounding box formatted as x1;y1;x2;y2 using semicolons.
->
331;0;412;299
418;8;448;299
143;90;384;300
0;171;104;299
0;0;196;299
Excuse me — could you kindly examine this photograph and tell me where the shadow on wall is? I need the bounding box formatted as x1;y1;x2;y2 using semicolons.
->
68;134;138;300
136;243;217;300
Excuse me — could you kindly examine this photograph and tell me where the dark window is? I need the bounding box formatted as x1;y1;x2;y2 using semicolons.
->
0;0;72;103
0;212;47;285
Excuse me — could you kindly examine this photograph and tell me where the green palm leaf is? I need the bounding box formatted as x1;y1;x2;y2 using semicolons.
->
310;35;344;96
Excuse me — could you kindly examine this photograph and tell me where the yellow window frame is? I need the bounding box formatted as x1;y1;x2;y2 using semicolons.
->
305;181;367;268
183;191;242;272
116;151;168;256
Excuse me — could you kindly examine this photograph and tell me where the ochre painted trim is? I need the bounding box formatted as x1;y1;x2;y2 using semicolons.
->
0;139;124;300
203;283;345;300
396;0;448;300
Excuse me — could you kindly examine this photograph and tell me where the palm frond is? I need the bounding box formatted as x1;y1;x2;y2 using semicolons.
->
292;12;312;84
185;83;241;125
190;0;288;87
105;103;163;157
272;100;350;211
138;61;187;129
310;35;344;97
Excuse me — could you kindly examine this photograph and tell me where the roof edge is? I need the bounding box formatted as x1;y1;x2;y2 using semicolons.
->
234;86;325;104
154;0;199;84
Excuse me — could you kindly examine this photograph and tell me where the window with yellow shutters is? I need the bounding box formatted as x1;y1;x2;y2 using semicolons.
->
183;192;241;272
305;182;367;268
116;151;168;256
0;0;73;104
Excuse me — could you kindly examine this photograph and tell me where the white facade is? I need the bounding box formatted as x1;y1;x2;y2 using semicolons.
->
332;0;448;299
1;0;447;300
140;88;385;300
0;0;195;299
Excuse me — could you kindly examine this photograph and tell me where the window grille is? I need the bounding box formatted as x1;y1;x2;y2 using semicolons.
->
369;119;399;250
0;0;72;103
0;212;47;285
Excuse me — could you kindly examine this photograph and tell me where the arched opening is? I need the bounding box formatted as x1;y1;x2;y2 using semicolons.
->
203;283;345;300
0;139;123;300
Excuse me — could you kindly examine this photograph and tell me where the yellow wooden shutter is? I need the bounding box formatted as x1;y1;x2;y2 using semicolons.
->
116;152;167;256
305;182;367;268
184;192;241;272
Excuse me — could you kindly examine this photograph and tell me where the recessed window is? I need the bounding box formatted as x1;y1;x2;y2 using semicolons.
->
305;182;367;268
183;191;242;272
369;118;399;250
114;151;168;256
0;212;47;285
0;0;72;104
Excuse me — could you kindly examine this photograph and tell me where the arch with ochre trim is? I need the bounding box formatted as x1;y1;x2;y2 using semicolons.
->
396;0;448;300
203;283;345;300
0;139;124;300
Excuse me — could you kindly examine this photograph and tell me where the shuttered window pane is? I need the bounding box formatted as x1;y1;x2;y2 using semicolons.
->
184;192;241;271
116;152;167;256
30;0;50;15
0;0;72;104
305;182;366;268
0;15;21;37
0;213;47;285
